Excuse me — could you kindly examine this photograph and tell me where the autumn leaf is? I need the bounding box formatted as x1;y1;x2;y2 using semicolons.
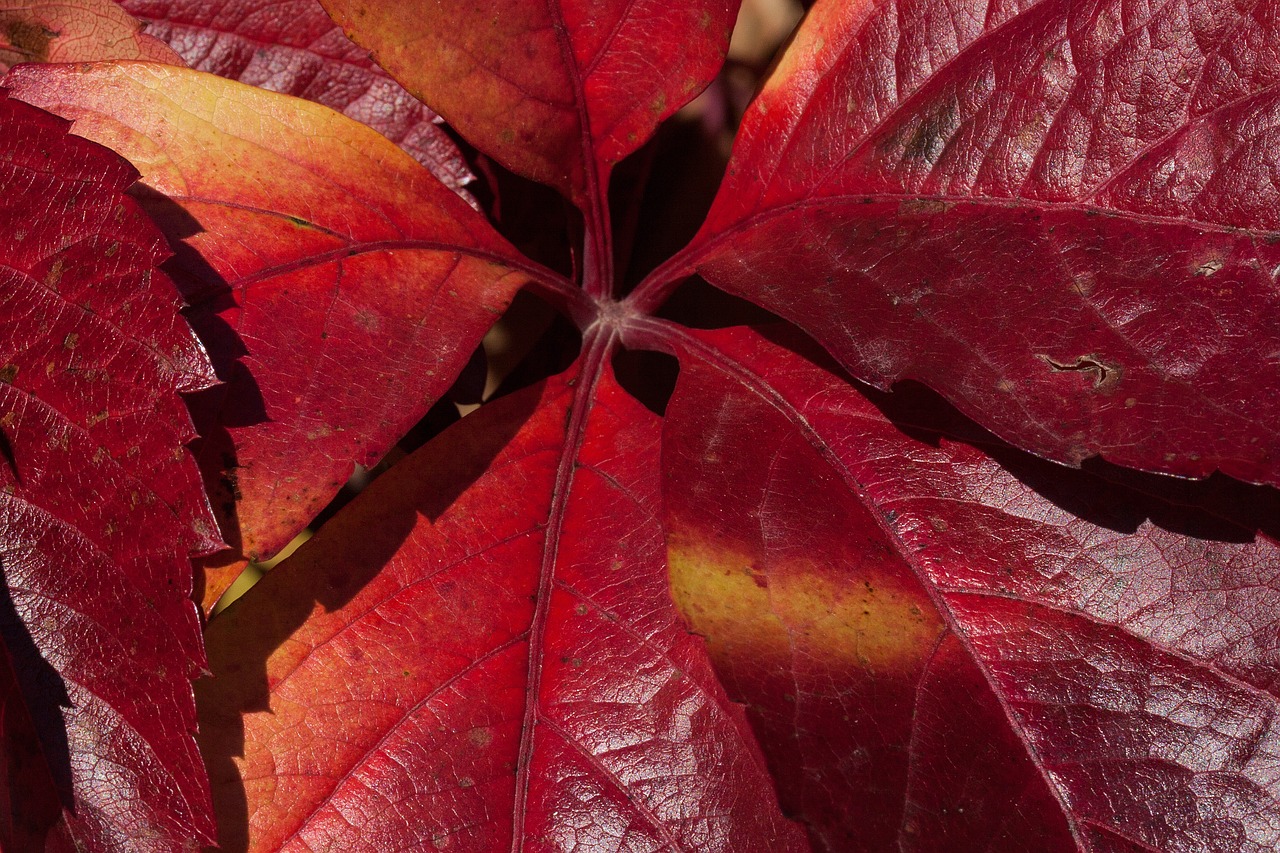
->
320;0;738;211
0;0;180;72
197;363;805;851
5;0;1280;848
662;324;1280;851
117;0;472;191
7;62;545;573
636;0;1280;487
0;88;217;849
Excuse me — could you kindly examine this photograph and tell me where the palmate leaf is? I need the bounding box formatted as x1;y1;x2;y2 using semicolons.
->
661;325;1280;850
6;0;1280;849
0;90;217;849
640;0;1280;487
197;362;805;851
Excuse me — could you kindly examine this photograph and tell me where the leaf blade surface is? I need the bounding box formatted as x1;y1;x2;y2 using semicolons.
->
662;324;1280;851
198;362;806;850
319;0;740;208
117;0;472;190
8;62;540;567
0;88;218;849
0;0;180;71
683;0;1280;485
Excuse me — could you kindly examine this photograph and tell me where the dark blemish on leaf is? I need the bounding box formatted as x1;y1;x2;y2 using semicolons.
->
0;364;16;383
1194;259;1224;276
1;18;58;62
62;333;78;350
897;101;957;165
0;427;17;483
897;199;949;216
223;470;242;501
1038;353;1122;392
44;258;64;289
1070;273;1094;298
574;603;588;616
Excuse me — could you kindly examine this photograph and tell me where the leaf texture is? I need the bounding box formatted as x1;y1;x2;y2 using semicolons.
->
117;0;472;191
197;361;806;851
7;62;540;565
662;324;1280;852
0;0;181;72
677;0;1280;486
319;0;740;210
0;89;217;850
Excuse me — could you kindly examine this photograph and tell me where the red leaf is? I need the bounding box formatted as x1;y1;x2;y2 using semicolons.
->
0;0;181;72
6;63;548;564
0;89;216;848
117;0;473;192
662;324;1280;851
197;360;805;850
662;0;1280;486
318;0;739;216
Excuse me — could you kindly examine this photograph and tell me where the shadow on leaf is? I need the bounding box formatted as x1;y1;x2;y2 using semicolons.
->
0;555;72;850
194;384;541;851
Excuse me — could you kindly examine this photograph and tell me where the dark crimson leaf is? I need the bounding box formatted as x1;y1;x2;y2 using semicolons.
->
118;0;472;191
7;63;546;571
197;360;805;850
0;0;181;71
319;0;739;243
651;0;1280;486
0;89;217;848
661;323;1280;851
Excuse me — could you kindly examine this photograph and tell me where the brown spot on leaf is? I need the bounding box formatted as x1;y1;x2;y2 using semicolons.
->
895;101;957;165
44;257;64;289
1;17;58;63
897;198;949;216
1038;353;1122;393
1195;259;1224;277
